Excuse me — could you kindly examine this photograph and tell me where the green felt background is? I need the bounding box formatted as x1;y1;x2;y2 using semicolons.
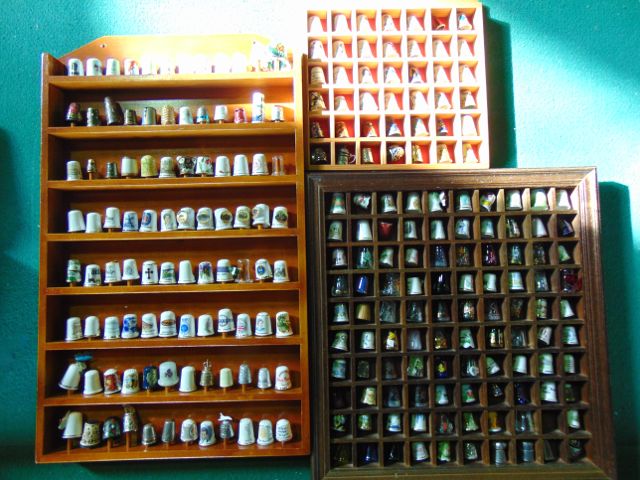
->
0;0;637;477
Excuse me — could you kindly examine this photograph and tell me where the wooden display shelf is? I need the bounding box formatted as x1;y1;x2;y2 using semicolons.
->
303;2;490;169
47;123;296;139
37;34;309;463
307;169;615;479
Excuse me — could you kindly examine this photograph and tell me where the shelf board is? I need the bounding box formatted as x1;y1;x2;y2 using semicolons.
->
43;387;303;406
45;282;301;296
308;163;486;170
46;336;303;350
47;71;294;91
47;122;296;140
47;175;298;191
47;228;299;242
36;441;307;463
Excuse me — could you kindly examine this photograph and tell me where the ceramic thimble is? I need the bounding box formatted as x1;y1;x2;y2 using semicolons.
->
118;211;137;232
82;369;102;395
556;189;573;210
158;310;178;337
121;313;139;339
64;316;82;341
139;209;158;232
251;204;270;228
85;57;102;76
179;419;198;443
256;419;274;446
254;312;272;336
101;207;121;231
120;156;138;178
218;367;234;388
138;260;157;285
178;106;193;125
194;207;213;230
102;368;121;394
274;365;292;391
67;58;84;76
178;365;197;392
197;314;214;337
275;311;293;337
85;212;102;233
79;420;101;448
197;261;213;284
231;205;250;229
216;259;234;283
140;313;158;338
159;209;177;232
254;259;273;281
177;260;195;284
175;207;195;230
236;418;255;446
196;106;210;124
275;419;293;443
158;361;179;388
252;153;269;175
83;264;102;287
103;316;120;339
82;315;100;338
66;160;82;180
67;210;85;233
217;308;235;333
193;155;213;177
213;208;233;231
62;411;84;440
214;155;231;177
159;261;176;284
308;40;326;60
159;156;176;178
235;313;252;338
272;260;289;283
178;314;196;338
199;420;215;446
121;258;139;282
176;155;195;176
257;367;272;389
121;368;140;394
213;105;228;123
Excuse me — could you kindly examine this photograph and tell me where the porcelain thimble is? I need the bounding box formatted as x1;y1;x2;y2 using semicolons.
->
120;156;138;178
175;259;196;284
83;315;100;338
248;153;268;176
121;258;139;282
140;313;158;338
158;310;178;337
458;273;476;293
103;316;120;339
139;209;158;232
232;154;249;176
513;355;528;374
194;155;213;176
252;204;270;228
102;368;121;394
541;381;558;402
196;314;214;337
178;314;196;338
198;420;215;446
83;264;102;287
67;210;85;232
82;369;102;395
275;419;293;443
217;308;235;333
121;313;139;339
120;211;137;232
64;316;82;341
66;258;82;284
79;420;101;448
178;365;197;393
214;207;233;230
67;58;84;76
230;205;249;229
216;259;233;283
255;259;273;281
235;313;252;338
179;419;197;443
506;189;523;210
274;365;292;391
157;361;179;388
254;312;272;336
273;260;289;283
197;261;213;284
177;106;193;125
218;367;234;389
214;155;231;177
61;411;84;440
236;418;255;445
85;212;102;233
86;57;102;76
66;160;82;180
193;207;213;230
158;261;176;284
176;207;195;230
102;207;121;230
556;189;572;210
253;419;274;446
159;156;176;178
159;209;177;232
121;368;139;394
176;155;195;176
275;311;293;337
271;206;288;229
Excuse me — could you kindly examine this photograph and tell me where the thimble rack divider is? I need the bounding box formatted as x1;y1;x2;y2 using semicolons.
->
307;169;615;479
37;35;309;462
304;2;489;169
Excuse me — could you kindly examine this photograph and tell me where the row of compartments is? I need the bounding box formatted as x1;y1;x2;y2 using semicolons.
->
325;215;579;242
308;35;481;63
328;377;587;411
310;141;482;165
309;110;483;139
325;189;577;215
328;407;590;439
308;61;481;89
326;242;582;271
307;8;483;35
326;269;583;299
325;296;585;324
327;323;587;354
327;436;589;468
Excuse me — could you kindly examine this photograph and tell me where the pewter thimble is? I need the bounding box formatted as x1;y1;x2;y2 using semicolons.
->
161;419;176;444
82;369;103;395
275;419;293;443
158;310;177;337
83;315;100;338
235;313;252;338
103;316;120;340
238;362;252;386
257;367;272;389
104;96;123;125
179;106;193;125
197;261;213;284
86;107;100;127
140;313;158;338
159;156;176;178
141;423;157;446
159;262;176;285
178;314;196;338
178;366;197;392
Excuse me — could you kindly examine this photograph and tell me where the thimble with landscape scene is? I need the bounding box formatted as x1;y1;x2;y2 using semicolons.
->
158;310;177;337
140;313;158;338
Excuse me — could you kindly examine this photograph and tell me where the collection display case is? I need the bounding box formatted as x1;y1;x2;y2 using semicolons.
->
307;169;615;479
36;35;309;462
304;2;489;169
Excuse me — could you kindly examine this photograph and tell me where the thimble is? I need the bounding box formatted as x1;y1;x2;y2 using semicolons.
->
214;258;232;283
67;58;84;76
65;102;82;126
218;367;234;389
556;189;573;209
103;207;121;230
541;381;558;402
193;420;215;447
273;365;291;391
120;368;139;394
155;261;175;285
82;264;101;287
120;313;139;339
275;419;292;443
101;368;121;394
80;368;103;395
177;365;197;393
272;260;289;283
138;423;157;447
101;416;122;445
253;311;272;336
177;106;193;125
66;210;85;233
224;311;248;340
154;157;175;179
103;96;123;126
156;311;177;338
217;308;235;333
84;212;102;233
238;362;252;386
254;259;273;281
177;314;195;338
79;315;99;339
158;419;176;445
156;361;178;388
86;57;102;76
563;325;579;345
119;258;138;283
254;366;272;389
99;315;119;340
86;107;100;127
273;311;293;337
309;66;326;86
176;207;195;230
486;356;501;375
65;160;83;181
138;209;157;232
177;260;195;284
79;420;101;448
177;418;197;444
251;91;265;123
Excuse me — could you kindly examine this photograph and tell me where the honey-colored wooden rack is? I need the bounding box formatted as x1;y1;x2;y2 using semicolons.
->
304;1;489;169
36;35;309;463
307;169;615;479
